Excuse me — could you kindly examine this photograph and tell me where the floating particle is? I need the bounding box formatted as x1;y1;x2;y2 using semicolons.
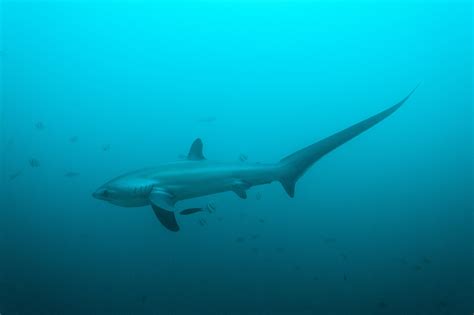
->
198;116;216;123
69;136;79;143
239;154;248;162
102;144;111;151
64;172;80;178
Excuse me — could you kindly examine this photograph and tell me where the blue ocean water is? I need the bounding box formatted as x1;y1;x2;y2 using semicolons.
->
0;0;472;314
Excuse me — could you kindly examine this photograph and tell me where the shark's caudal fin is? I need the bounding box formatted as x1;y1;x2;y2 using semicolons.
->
278;86;418;197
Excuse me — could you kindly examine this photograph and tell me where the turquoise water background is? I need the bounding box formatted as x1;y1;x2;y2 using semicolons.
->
1;0;472;314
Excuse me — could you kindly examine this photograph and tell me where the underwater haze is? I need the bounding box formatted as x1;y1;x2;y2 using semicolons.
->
1;0;473;314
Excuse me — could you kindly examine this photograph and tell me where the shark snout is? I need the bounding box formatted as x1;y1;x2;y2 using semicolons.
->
93;188;109;200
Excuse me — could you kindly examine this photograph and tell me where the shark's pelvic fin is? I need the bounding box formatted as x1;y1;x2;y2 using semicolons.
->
278;86;418;198
232;180;250;199
187;138;206;160
149;188;180;232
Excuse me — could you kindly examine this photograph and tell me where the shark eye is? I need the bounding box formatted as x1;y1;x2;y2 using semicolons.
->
102;190;109;197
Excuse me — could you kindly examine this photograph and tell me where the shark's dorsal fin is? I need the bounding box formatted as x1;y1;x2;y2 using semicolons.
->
187;138;206;160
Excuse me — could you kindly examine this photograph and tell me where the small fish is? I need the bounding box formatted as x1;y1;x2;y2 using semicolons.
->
180;208;203;215
205;201;216;213
235;236;245;243
435;300;448;309
414;264;423;271
249;234;260;240
276;247;285;253
340;253;348;261
198;116;216;123
9;170;23;181
313;275;319;281
102;144;111;151
422;256;432;265
258;218;265;224
217;217;224;222
29;158;40;168
343;274;348;281
140;295;147;305
69;136;79;143
377;300;388;309
251;247;259;254
322;237;337;244
255;192;262;200
239;154;248;162
64;172;80;178
294;265;301;271
35;122;45;130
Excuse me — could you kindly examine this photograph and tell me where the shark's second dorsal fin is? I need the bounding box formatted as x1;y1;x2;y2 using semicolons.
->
187;138;206;160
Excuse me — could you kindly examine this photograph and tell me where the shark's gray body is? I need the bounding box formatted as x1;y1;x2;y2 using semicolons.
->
93;88;417;231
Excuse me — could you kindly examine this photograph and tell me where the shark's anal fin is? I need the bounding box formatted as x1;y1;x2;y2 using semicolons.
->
149;189;180;232
232;180;250;199
187;138;206;160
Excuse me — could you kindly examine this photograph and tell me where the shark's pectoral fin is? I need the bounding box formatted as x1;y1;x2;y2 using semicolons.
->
149;189;180;232
232;180;251;199
151;205;179;232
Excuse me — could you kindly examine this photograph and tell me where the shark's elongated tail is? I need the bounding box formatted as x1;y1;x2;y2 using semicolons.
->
277;86;418;197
